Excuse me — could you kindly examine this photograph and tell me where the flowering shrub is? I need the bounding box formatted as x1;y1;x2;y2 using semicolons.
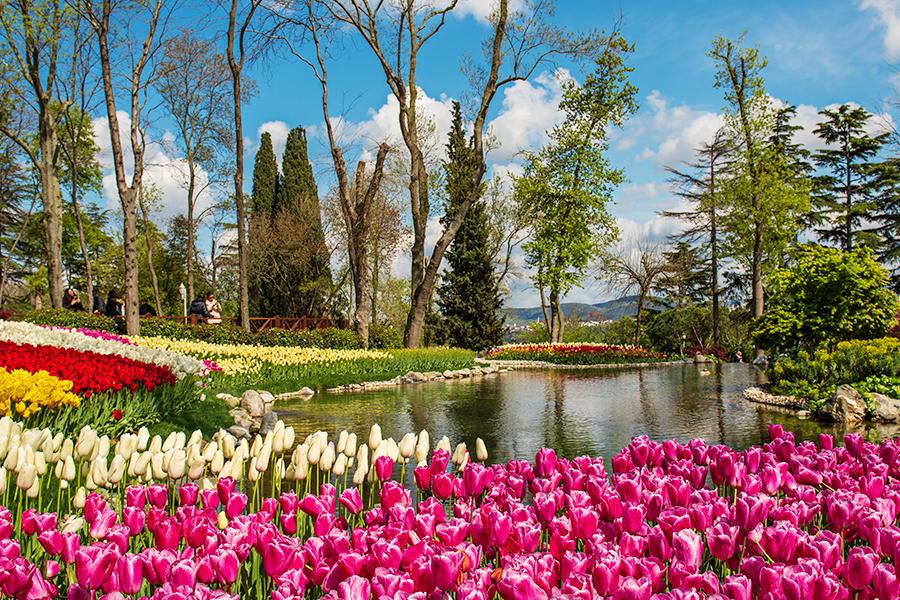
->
0;368;80;418
485;342;669;365
0;417;896;599
685;344;728;361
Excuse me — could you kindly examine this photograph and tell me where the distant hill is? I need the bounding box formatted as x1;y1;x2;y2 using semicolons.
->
502;295;651;325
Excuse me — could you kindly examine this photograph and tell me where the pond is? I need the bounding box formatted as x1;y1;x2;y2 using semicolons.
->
275;363;877;464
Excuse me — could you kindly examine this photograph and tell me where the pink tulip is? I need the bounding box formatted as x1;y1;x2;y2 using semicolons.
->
414;466;431;490
74;543;117;590
178;483;199;507
225;493;248;519
374;455;394;481
216;477;235;505
83;494;107;524
148;484;168;509
845;546;879;590
433;473;454;500
117;554;143;595
430;449;450;475
535;448;557;478
339;488;363;515
122;506;146;536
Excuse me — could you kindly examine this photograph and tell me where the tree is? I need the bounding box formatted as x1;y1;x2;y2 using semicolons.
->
434;103;504;350
653;242;711;308
276;126;332;312
753;243;900;352
156;29;232;302
0;0;88;307
251;131;278;217
517;32;638;343
663;130;730;343
79;0;169;335
812;104;888;251
870;157;900;289
224;0;264;330
709;35;810;332
323;0;604;347
0;111;37;305
603;241;669;344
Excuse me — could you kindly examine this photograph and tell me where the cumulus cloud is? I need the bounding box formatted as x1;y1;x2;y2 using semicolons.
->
92;111;216;226
451;0;525;22
860;0;900;60
256;121;290;167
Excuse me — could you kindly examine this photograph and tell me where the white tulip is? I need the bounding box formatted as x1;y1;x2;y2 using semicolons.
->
369;424;382;450
188;430;203;448
151;453;166;480
26;479;39;498
75;428;96;460
344;433;357;458
452;443;467;465
247;461;259;483
211;450;224;474
136;427;150;451
238;438;249;456
221;434;235;459
61;438;73;460
109;455;126;484
62;456;76;481
96;436;110;460
320;442;336;472
275;458;286;479
168;449;186;479
34;451;47;476
0;418;10;439
353;457;368;485
337;430;348;454
399;433;416;460
436;436;451;453
284;426;295;450
201;477;215;490
308;439;322;465
250;435;262;457
0;434;8;461
254;443;272;473
188;460;205;481
162;432;176;453
91;457;109;487
475;438;488;462
61;516;84;534
415;442;428;466
295;451;309;481
387;438;400;462
0;467;5;494
459;451;469;471
332;453;347;476
3;441;18;471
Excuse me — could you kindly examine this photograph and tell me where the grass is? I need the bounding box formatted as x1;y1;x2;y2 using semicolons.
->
207;347;477;397
151;394;234;439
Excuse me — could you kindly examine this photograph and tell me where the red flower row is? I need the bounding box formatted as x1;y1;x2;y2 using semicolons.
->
0;341;176;398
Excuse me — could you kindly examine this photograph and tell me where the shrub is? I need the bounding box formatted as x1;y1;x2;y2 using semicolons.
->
369;323;403;349
22;308;119;333
685;344;728;361
754;244;900;352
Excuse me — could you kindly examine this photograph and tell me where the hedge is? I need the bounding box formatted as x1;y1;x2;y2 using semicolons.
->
16;309;403;349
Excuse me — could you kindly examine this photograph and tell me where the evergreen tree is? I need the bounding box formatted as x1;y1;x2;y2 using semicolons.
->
870;158;900;290
653;242;711;308
812;104;888;251
251;132;278;217
434;103;504;350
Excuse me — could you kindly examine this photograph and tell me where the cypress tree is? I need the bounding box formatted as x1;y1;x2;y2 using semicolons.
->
251;132;278;217
434;103;504;350
276;127;332;315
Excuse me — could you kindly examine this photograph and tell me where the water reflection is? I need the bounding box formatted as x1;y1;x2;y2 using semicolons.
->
275;364;895;464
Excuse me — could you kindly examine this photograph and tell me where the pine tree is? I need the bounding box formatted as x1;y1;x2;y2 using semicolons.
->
274;127;332;315
871;158;900;290
251;132;278;217
434;103;504;350
812;104;888;251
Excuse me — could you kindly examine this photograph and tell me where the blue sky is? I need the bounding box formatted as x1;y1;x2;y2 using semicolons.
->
96;0;900;306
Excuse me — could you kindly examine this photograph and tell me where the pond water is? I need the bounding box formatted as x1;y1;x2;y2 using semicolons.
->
275;363;877;464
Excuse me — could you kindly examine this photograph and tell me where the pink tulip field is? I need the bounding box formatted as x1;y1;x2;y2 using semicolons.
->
1;423;899;599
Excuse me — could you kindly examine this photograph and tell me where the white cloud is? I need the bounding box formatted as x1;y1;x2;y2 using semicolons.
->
451;0;525;23
487;69;571;161
256;121;290;168
860;0;900;60
92;112;216;226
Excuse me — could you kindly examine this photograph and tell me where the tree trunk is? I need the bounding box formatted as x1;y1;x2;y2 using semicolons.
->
845;147;852;252
709;154;720;346
70;159;94;310
752;222;764;320
351;240;371;348
139;187;162;315
122;189;140;333
39;123;64;308
370;252;380;325
635;290;645;344
186;161;196;300
539;282;552;342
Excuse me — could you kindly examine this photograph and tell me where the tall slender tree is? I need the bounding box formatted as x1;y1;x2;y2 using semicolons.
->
663;130;730;344
251;131;278;217
434;103;504;350
276;126;331;314
812;104;888;251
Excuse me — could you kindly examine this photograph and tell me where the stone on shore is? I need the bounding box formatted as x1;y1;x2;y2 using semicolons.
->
259;411;278;434
240;390;266;418
820;385;867;424
872;393;900;423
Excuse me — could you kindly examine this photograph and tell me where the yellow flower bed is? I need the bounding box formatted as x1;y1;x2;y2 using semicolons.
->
0;368;82;418
133;337;391;374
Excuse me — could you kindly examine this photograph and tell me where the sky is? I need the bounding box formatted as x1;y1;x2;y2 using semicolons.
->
93;0;900;308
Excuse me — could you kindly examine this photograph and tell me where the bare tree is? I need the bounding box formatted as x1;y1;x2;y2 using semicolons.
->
224;0;264;331
78;0;170;335
322;0;602;347
0;0;86;307
603;240;670;344
484;174;527;291
138;182;163;315
271;0;390;347
156;30;232;302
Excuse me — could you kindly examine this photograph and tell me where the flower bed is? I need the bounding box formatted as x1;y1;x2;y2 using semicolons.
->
485;342;670;365
0;418;896;599
0;368;81;418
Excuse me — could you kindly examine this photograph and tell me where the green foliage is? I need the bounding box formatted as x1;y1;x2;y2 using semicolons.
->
21;308;118;331
646;304;752;355
516;32;637;311
209;348;477;396
812;104;889;251
753;244;900;352
252;131;279;217
368;323;403;350
517;316;648;347
769;337;900;409
434;103;504;350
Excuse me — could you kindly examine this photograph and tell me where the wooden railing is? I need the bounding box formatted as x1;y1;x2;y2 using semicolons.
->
155;315;350;332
